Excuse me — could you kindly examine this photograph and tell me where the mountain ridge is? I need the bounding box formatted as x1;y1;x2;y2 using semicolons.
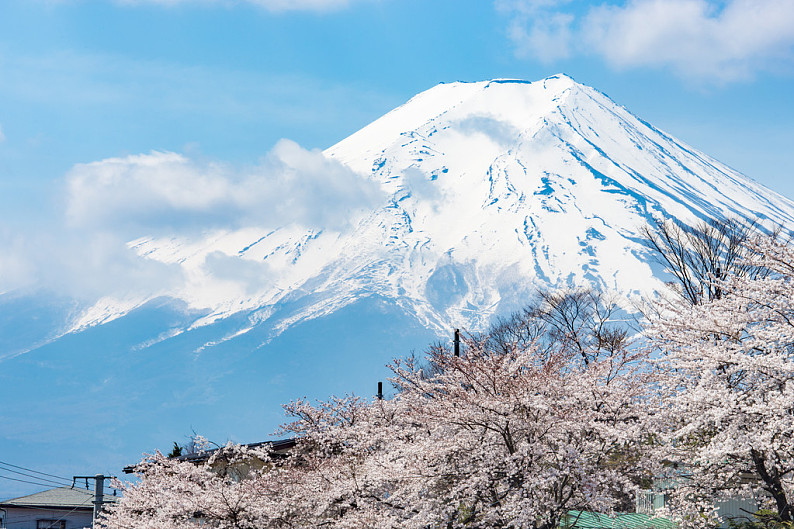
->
3;74;793;494
55;74;794;343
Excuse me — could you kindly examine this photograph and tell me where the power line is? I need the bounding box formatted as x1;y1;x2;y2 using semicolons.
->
0;461;71;483
0;465;71;487
0;473;59;489
0;502;92;512
1;494;95;526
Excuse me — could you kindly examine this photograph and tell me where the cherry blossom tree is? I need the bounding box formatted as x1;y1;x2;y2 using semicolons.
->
640;218;765;306
102;223;794;529
102;289;652;529
382;337;651;529
101;442;296;529
480;288;634;367
646;233;794;527
273;298;652;528
275;395;422;528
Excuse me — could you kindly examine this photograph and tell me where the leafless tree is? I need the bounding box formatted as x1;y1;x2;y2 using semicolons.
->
474;288;633;368
640;217;771;305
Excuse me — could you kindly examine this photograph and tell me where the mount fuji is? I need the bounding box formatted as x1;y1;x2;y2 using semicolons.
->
67;74;794;339
2;74;793;491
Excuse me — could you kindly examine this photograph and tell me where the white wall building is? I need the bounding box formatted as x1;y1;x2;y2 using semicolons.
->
0;486;117;529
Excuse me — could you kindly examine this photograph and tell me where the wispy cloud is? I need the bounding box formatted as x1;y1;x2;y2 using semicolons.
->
0;124;5;143
0;42;394;313
0;222;182;301
497;0;576;62
500;0;794;83
0;228;36;292
115;0;372;12
66;139;385;233
0;140;385;303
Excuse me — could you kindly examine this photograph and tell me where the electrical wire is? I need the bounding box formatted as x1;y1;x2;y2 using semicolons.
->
0;493;95;527
0;473;61;489
0;466;70;488
0;461;120;493
0;462;70;484
0;464;121;529
0;477;119;527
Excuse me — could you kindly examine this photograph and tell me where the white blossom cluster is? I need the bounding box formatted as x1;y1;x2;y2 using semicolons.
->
101;231;794;528
647;234;794;528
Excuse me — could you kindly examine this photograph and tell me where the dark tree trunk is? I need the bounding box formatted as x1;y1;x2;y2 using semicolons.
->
751;449;792;522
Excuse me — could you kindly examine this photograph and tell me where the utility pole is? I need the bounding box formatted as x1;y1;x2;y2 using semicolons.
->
454;328;460;357
73;474;114;527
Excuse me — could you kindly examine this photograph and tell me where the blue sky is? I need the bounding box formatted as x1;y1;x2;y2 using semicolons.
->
0;0;791;295
1;0;793;223
0;0;793;498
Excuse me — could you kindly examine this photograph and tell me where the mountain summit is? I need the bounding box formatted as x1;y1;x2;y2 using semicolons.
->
77;74;794;336
4;75;794;487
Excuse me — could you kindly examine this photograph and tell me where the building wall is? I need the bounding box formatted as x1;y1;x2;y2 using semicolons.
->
715;497;759;525
0;507;93;529
636;490;759;527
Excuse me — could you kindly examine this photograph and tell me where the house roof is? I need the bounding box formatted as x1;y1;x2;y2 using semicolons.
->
123;438;297;473
0;486;118;509
177;438;297;464
565;511;673;529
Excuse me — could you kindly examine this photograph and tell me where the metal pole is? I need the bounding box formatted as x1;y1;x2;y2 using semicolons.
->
376;381;383;400
74;474;113;528
93;474;104;526
454;329;460;357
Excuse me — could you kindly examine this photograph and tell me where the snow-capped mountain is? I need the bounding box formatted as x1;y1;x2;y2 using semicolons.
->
74;74;794;338
4;74;794;492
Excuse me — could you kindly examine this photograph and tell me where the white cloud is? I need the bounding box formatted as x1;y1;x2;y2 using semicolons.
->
584;0;794;81
507;11;574;63
0;229;36;292
247;0;361;11
455;115;521;147
501;0;794;82
65;139;386;233
115;0;369;12
0;140;384;307
497;0;576;62
202;250;273;295
0;222;183;301
495;0;572;15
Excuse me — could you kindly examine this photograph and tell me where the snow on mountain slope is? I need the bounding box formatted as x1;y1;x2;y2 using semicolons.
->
74;74;794;338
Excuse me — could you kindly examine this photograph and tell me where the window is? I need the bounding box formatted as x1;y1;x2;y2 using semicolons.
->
37;520;66;529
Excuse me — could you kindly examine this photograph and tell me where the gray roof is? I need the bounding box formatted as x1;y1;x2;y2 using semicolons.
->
0;486;118;509
123;437;297;473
